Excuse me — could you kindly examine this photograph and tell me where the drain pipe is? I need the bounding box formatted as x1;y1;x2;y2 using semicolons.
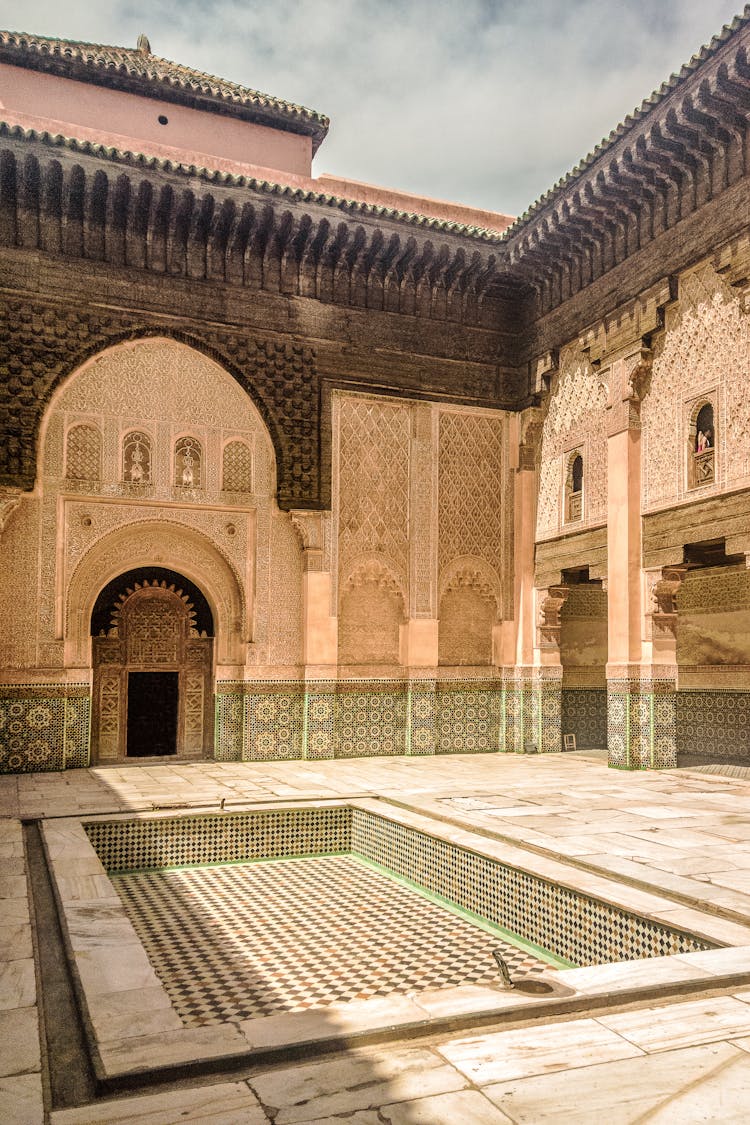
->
492;949;515;989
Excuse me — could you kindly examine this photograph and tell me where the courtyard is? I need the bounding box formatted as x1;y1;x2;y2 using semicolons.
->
3;750;750;1123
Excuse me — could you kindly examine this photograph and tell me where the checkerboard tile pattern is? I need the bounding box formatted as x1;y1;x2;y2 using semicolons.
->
355;810;714;966
88;806;714;971
112;855;550;1026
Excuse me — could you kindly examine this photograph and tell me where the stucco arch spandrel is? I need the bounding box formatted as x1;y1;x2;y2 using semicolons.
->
65;521;246;666
339;553;408;608
439;555;502;619
39;334;279;493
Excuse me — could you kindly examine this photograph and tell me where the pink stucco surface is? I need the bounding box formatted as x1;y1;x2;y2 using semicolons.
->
0;62;313;176
0;62;514;231
317;175;514;233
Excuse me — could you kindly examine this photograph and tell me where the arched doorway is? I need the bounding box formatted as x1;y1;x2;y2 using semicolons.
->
91;568;214;762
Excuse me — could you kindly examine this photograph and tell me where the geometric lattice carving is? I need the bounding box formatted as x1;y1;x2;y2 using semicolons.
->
65;423;101;480
438;412;503;575
122;431;152;484
643;265;748;508
174;436;202;488
97;669;121;761
537;346;607;537
126;597;181;663
183;669;205;755
338;396;410;576
222;440;252;493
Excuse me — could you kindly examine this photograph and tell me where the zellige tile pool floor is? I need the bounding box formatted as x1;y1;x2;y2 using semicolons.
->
112;853;555;1024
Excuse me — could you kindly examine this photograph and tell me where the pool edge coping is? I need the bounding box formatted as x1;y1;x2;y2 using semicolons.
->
39;800;750;1092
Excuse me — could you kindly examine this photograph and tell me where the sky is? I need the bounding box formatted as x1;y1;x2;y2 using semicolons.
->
1;1;744;217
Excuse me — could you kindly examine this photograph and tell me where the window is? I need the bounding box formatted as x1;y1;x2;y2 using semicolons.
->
565;451;583;522
122;431;152;484
174;437;202;488
688;401;715;489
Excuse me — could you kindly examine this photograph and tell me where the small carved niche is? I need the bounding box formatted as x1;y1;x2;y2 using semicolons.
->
565;450;583;522
688;400;715;490
174;436;202;489
122;431;152;485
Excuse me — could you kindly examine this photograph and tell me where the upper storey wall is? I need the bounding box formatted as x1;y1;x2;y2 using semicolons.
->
0;62;313;178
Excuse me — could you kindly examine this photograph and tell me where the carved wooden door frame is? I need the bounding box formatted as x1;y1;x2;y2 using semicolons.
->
91;581;213;763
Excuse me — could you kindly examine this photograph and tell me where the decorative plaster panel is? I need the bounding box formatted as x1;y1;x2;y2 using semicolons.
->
536;345;607;539
642;264;749;510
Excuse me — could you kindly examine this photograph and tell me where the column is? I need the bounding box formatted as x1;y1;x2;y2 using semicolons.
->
605;346;674;768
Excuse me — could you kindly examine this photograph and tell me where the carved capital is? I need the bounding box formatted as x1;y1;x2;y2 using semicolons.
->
607;345;653;435
623;346;653;403
0;487;23;533
519;415;542;471
537;583;570;651
532;351;559;397
290;509;328;572
648;564;688;638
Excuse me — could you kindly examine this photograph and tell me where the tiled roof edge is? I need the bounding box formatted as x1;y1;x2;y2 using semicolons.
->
0;121;506;243
0;30;329;139
502;5;750;240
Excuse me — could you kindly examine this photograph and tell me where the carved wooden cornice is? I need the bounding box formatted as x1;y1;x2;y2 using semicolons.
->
0;127;509;330
503;14;750;314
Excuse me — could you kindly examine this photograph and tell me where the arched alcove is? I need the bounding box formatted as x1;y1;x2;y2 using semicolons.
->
89;567;215;762
66;520;246;668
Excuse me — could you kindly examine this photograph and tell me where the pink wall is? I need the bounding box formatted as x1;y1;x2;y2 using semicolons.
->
317;175;514;234
0;63;313;177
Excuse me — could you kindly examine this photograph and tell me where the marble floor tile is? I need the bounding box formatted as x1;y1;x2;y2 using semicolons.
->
597;995;750;1052
0;1073;44;1125
248;1046;467;1124
0;959;36;1011
377;1089;514;1124
0;1007;40;1078
481;1040;746;1124
49;1080;267;1123
438;1016;643;1085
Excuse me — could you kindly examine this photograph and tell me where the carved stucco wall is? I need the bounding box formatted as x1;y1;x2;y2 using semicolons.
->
536;345;608;541
335;393;411;665
0;498;41;669
0;337;301;672
333;392;510;668
642;264;750;511
438;410;507;621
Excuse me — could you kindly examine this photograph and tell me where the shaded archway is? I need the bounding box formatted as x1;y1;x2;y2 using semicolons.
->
90;568;215;763
560;576;608;750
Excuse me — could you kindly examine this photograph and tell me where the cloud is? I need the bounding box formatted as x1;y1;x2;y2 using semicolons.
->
1;0;742;215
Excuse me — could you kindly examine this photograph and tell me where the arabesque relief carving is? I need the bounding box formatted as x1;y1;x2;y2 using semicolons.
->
642;264;749;510
536;344;607;538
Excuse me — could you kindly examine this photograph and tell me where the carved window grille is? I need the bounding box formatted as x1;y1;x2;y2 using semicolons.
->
174;436;202;489
222;440;252;492
565;451;583;522
65;424;102;481
122;431;152;485
688;401;715;489
126;596;181;664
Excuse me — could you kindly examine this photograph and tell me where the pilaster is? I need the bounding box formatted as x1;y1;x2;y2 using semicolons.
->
290;510;337;673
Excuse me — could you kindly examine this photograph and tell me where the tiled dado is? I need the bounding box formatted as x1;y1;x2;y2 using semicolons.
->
676;690;750;759
0;683;90;774
83;804;714;967
607;673;678;770
215;678;508;761
561;688;607;750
